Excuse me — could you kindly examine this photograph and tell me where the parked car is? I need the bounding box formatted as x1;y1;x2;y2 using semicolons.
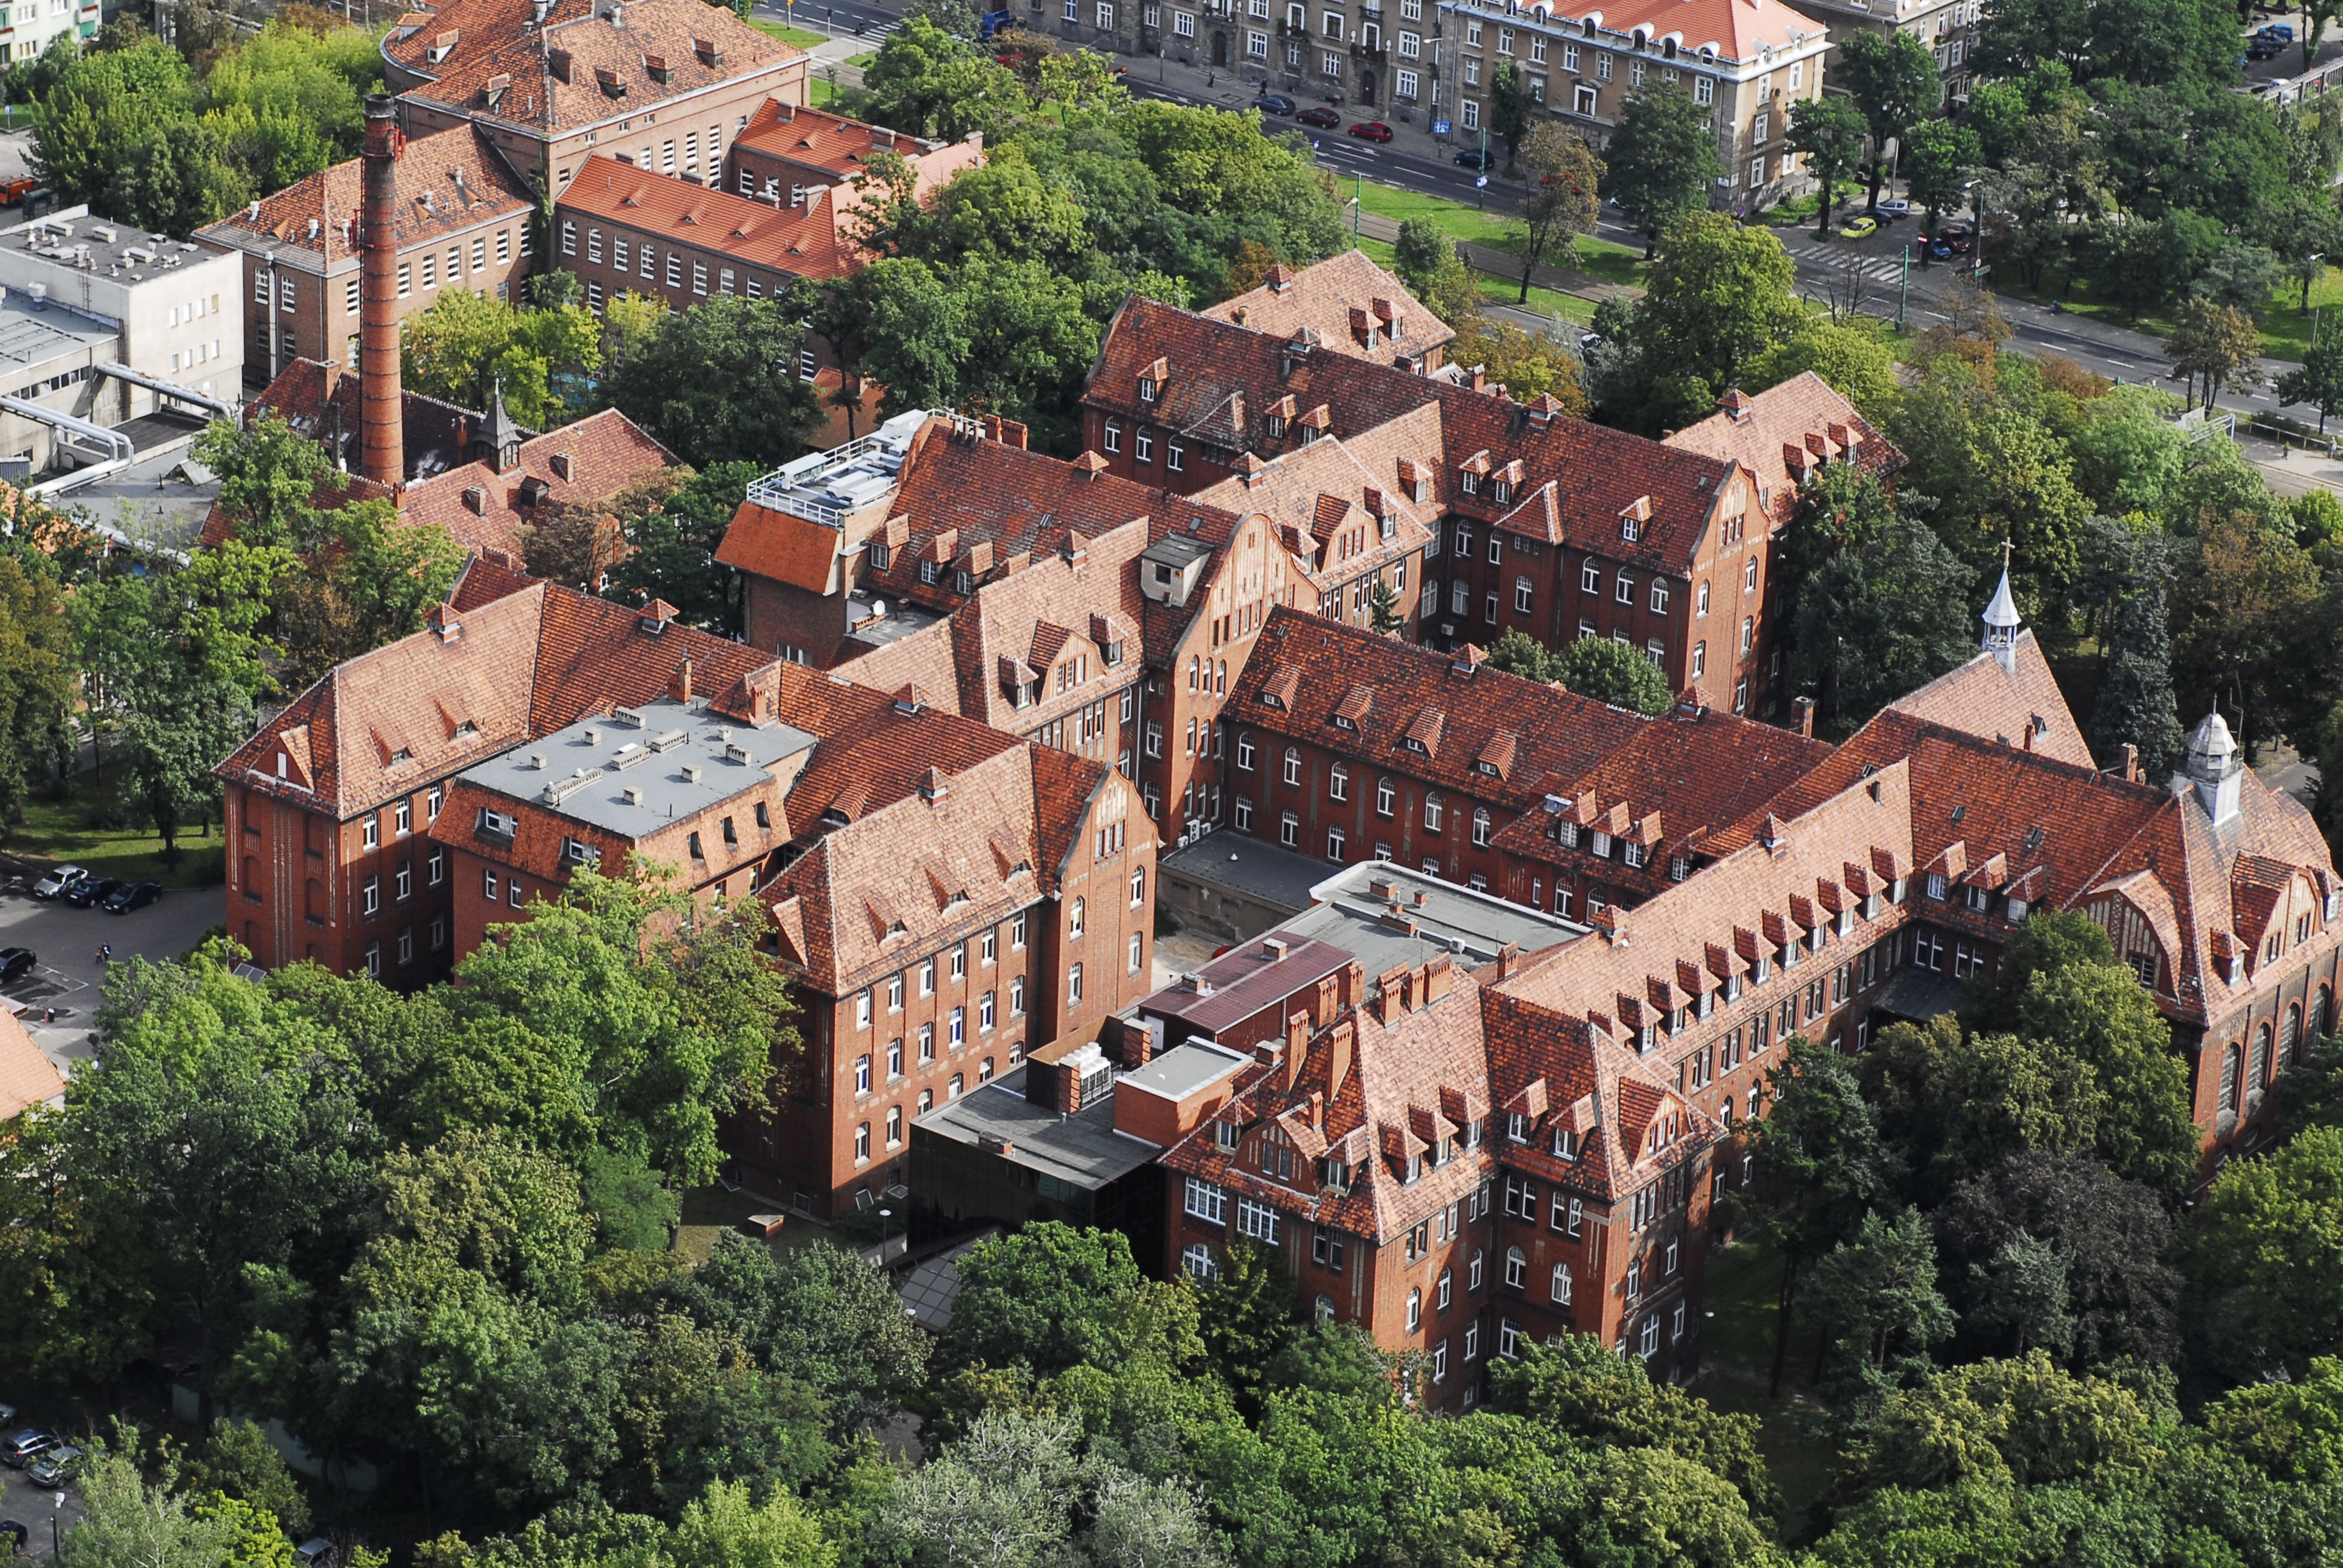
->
1251;93;1295;114
64;876;121;909
0;177;34;207
1295;105;1342;128
1;1429;58;1468
0;1521;27;1553
1928;236;1956;260
26;1446;81;1489
295;1540;337;1568
102;880;161;914
2249;36;2286;58
1840;214;1880;239
0;949;35;985
1453;147;1497;170
30;864;86;900
2256;21;2295;39
1347;120;1394;141
1874;197;1912;218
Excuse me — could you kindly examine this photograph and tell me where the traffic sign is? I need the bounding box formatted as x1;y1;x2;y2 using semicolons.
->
1432;119;1450;133
1474;175;1488;188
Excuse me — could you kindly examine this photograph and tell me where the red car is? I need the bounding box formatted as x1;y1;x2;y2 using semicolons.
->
1347;121;1394;141
1296;105;1342;128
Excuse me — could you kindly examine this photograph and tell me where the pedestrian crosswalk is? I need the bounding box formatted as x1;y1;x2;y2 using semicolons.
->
1783;241;1913;286
861;18;900;40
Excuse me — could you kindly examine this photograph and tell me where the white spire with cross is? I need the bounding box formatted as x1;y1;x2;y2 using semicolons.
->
1982;539;2020;673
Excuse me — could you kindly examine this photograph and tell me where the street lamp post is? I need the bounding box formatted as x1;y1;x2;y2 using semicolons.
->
53;1489;64;1557
879;1205;895;1260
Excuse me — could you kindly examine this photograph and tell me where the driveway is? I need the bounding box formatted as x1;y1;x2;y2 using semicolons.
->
0;874;223;1078
0;1475;87;1562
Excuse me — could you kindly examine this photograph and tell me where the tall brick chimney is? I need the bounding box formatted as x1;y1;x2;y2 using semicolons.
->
361;95;405;488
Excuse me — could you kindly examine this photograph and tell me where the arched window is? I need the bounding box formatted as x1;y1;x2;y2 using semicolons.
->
2219;1043;2242;1113
1070;897;1086;937
1188;655;1200;690
1315;1294;1336;1326
1330;763;1349;803
2252;1022;2274;1090
1472;808;1492;847
1425;793;1444;832
2315;986;2333;1043
1503;1246;1526;1288
1283;746;1302;786
1406;1287;1422;1331
1551;1261;1572;1304
1437;1266;1453;1309
2285;1004;2304;1066
1376;777;1396;817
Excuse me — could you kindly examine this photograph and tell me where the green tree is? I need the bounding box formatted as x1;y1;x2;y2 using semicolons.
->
1901;117;1980;267
860;17;1030;142
2166;295;2263;412
1488;58;1533;171
0;552;73;829
31;35;199;214
2207;1355;2343;1482
580;462;761;638
1549;637;1671;715
1191;1239;1301;1412
1503;122;1601;303
603;293;823;471
658;1236;932;1432
2194;239;2284;323
1483;626;1556;683
2278;316;2343;433
2187;1125;2343;1376
1743;316;1902;422
1934;1152;2182;1368
1368;577;1403;636
1598;83;1724;258
58;1436;236;1568
1835;1351;2167;1500
187;1419;312;1536
669;1480;838;1568
1634;211;1802;396
1801;1208;1956;1405
948;1224;1201;1376
1787;95;1868;236
2088;564;2185;780
1735;1039;1900;1395
105;119;249;237
1788;512;1978;735
1490;1334;1779;1515
1858;1016;2105;1195
1835;32;1942;213
401;287;605;429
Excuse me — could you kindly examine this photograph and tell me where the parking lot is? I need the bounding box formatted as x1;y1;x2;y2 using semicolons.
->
0;866;222;1077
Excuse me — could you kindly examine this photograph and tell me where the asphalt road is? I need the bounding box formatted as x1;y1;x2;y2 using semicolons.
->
0;870;223;1076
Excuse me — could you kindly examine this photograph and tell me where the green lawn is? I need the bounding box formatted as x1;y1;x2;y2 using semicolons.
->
4;765;226;890
1692;1235;1844;1539
676;1184;836;1266
1354;180;1521;249
748;18;832;46
1354;234;1597;328
1988;261;2343;366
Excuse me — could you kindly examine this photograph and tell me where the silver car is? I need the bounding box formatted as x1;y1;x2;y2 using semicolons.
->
26;1445;79;1488
1;1428;57;1467
30;865;86;900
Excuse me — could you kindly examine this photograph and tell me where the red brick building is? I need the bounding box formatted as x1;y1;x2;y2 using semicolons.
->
194;124;537;391
381;0;808;200
1081;286;1900;718
1198;252;1457;375
726;99;983;208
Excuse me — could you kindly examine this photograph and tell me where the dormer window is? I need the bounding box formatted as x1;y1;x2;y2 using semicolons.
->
1460;470;1480;495
1552;1127;1579;1160
1725;973;1743;1002
1267;414;1288;438
1964;884;1990;913
1669;855;1688;881
1139;376;1159;403
868;540;891;570
919;561;939;585
1782;940;1800;970
1507;1111;1527;1141
1215;1120;1240;1151
954;570;973;594
1405;1154;1423;1184
1753;956;1771;984
1925;872;1948;900
1589;831;1612;859
1557;821;1579;849
1622;842;1645;869
1491;480;1513;504
1321;1159;1351;1193
1622;515;1641;542
1636;1024;1655;1053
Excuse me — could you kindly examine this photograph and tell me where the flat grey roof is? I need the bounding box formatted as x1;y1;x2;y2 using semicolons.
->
1162;831;1328;912
843;594;944;650
1142;535;1214;568
0;292;112;384
1119;1039;1248;1102
464;695;817;838
1140;934;1353;1034
1281;859;1588;989
915;1064;1164;1188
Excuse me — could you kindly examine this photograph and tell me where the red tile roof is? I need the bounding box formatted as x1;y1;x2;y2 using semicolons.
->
733;98;984;192
385;0;800;136
399;407;677;561
1201;250;1455;369
1881;635;2095;770
556;156;853;278
1663;373;1904;527
194;124;534;268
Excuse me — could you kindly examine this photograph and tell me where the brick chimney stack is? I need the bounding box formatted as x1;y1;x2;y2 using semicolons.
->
361;95;404;488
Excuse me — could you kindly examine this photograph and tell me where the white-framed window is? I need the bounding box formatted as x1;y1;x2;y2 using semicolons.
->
1174;9;1194;33
1499;1318;1521;1358
1551;1261;1572;1304
1182;1243;1220;1280
1186;1176;1227;1223
1694;74;1713;104
1406;1288;1422;1331
1462;98;1480;130
1237;1195;1281;1242
1639;1315;1660;1358
1249;28;1269;54
1650;579;1671;613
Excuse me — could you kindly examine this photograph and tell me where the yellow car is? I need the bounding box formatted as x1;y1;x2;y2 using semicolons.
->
1839;214;1880;239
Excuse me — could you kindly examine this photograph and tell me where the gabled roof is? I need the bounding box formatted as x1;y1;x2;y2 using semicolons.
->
1544;0;1829;65
1663;373;1902;525
239;359;480;486
385;0;799;137
1882;631;2095;770
1229;606;1648;808
0;1009;66;1121
400;408;676;561
194;123;533;268
1189;428;1435;588
556;157;853;278
733;98;981;190
1201;250;1455;369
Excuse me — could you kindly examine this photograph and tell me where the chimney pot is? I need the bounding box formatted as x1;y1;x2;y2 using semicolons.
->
1791;695;1815;739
